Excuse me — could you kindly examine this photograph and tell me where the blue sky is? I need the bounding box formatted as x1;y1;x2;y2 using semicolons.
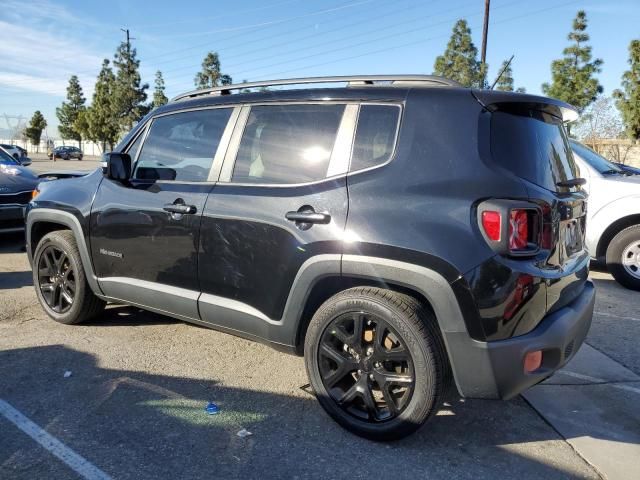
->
0;0;638;138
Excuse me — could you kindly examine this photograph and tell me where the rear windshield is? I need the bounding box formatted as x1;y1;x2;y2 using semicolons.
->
490;110;579;191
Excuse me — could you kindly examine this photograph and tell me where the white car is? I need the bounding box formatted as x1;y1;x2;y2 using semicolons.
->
571;140;640;290
0;145;31;166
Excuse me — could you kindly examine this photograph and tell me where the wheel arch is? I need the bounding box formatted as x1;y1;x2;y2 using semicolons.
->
27;209;103;296
287;254;498;398
596;214;640;258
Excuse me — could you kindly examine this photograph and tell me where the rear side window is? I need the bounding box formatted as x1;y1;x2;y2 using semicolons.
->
350;104;400;172
232;104;345;184
490;110;579;191
134;108;232;182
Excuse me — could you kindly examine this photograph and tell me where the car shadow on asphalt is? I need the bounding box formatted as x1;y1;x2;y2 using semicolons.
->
0;344;602;480
0;271;32;290
85;305;183;327
0;232;26;254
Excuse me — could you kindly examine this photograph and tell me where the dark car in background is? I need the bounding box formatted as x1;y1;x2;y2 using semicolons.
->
49;146;83;161
0;148;38;233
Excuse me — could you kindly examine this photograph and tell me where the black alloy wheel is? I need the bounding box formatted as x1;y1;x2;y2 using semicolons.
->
37;245;76;313
318;311;415;422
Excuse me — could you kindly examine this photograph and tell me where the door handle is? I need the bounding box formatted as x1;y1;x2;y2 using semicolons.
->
285;211;331;224
163;203;197;215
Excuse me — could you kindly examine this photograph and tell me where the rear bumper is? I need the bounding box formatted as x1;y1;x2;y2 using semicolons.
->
445;280;595;399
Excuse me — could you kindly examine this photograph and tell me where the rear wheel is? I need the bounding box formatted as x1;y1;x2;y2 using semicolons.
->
304;287;448;441
606;225;640;291
33;230;105;324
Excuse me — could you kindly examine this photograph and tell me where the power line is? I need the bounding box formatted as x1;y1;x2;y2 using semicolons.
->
159;0;435;78
161;0;520;88
250;0;580;82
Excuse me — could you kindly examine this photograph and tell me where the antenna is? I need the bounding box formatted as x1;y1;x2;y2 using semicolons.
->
490;55;514;90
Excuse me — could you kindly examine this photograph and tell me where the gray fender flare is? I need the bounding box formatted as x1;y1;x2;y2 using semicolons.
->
26;209;104;296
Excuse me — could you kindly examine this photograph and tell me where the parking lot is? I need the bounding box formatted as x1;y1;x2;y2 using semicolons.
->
0;157;637;480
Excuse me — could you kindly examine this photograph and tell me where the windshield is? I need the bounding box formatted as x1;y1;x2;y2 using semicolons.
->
570;141;623;174
0;148;18;165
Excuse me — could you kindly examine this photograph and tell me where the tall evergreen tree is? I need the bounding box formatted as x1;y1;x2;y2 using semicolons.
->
194;52;232;89
613;39;640;140
56;75;86;146
25;111;47;147
112;41;148;133
433;19;485;88
495;60;514;91
83;59;120;151
542;11;603;113
152;71;168;108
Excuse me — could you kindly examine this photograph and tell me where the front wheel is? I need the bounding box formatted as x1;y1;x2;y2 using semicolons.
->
33;230;105;324
606;225;640;291
304;287;449;441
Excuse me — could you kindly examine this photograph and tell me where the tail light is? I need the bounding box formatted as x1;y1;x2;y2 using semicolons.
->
481;211;501;241
509;209;529;250
478;200;543;256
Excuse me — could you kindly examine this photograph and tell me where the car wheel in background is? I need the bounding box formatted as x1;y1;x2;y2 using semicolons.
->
606;224;640;291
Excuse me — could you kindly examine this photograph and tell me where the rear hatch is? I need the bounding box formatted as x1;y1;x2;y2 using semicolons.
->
484;99;589;314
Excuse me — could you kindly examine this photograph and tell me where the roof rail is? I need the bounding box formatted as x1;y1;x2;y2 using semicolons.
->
170;75;461;102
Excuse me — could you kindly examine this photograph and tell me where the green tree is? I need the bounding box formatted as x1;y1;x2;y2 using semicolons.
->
433;19;485;88
56;75;86;146
194;52;232;89
112;41;149;133
613;39;640;140
25;111;47;148
495;60;514;91
83;59;120;151
152;70;168;108
542;11;603;114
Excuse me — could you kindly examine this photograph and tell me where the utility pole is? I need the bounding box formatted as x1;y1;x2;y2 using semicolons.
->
480;0;490;87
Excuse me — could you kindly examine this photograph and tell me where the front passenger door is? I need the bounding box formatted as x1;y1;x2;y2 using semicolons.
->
90;107;236;320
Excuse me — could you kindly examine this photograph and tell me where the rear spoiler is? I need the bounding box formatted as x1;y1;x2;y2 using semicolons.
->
472;90;579;123
38;170;93;180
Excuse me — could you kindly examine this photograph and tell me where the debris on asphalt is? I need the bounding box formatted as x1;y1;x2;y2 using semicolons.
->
236;428;252;438
63;370;72;378
205;402;220;415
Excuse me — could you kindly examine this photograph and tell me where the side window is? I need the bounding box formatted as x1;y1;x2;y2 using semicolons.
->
125;131;144;160
231;104;345;184
134;108;232;182
350;104;400;172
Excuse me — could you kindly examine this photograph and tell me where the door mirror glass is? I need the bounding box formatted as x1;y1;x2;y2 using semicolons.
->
105;152;132;181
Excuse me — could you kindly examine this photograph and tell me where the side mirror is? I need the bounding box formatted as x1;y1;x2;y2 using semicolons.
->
20;157;32;167
104;152;131;181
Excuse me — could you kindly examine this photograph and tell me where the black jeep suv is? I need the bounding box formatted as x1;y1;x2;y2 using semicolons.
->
26;75;594;440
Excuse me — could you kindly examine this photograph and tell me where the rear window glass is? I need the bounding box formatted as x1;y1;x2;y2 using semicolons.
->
490;110;579;191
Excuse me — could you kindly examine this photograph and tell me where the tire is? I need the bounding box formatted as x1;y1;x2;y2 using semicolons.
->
32;230;105;324
304;287;449;441
606;225;640;291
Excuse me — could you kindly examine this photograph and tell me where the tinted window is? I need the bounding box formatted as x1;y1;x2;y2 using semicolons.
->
232;104;345;184
351;105;400;171
571;140;623;174
134;108;231;182
0;148;17;164
491;110;579;192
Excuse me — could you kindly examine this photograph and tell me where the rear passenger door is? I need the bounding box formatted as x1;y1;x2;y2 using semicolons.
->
198;103;357;329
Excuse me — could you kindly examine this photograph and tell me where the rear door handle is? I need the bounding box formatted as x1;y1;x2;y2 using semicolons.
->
163;203;197;215
285;211;331;224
